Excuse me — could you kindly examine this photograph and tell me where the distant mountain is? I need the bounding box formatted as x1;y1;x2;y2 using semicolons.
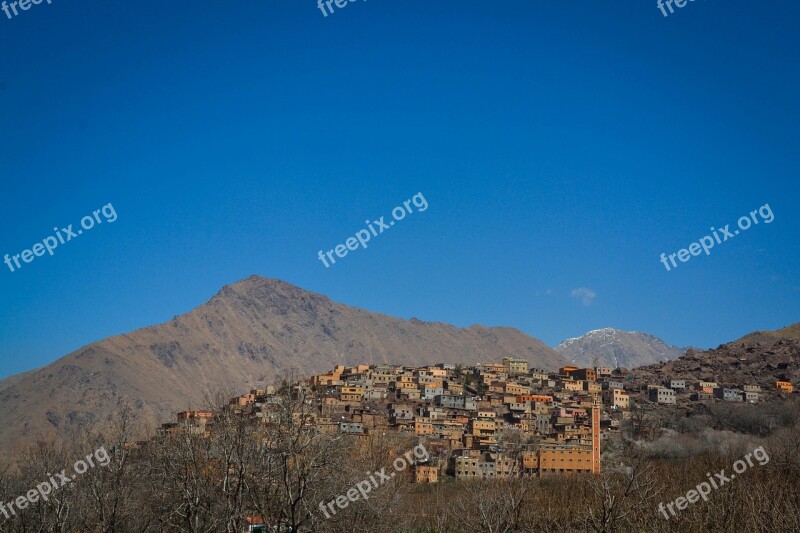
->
628;323;800;390
555;328;685;369
0;276;567;450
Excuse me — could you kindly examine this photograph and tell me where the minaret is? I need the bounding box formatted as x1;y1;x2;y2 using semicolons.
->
591;395;600;474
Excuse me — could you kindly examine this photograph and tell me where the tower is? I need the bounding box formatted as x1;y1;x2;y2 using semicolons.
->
591;395;601;474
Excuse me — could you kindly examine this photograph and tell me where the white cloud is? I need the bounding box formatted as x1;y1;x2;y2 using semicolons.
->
571;287;597;306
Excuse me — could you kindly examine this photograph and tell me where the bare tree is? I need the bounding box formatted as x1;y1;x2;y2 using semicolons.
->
586;447;661;532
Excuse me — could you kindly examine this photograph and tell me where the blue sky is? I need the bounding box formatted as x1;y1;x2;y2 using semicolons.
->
1;0;798;379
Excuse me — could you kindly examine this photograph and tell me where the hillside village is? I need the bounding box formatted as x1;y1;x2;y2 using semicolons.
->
154;357;796;482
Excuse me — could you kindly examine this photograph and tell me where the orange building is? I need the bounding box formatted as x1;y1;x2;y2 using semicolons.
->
414;465;439;483
583;381;602;393
481;362;508;373
561;380;583;392
470;418;496;436
696;381;717;394
177;410;213;422
340;386;364;402
602;388;630;409
523;447;595;475
229;393;256;406
311;365;345;386
776;381;794;393
414;418;434;435
420;367;448;378
504;382;530;395
521;397;601;476
516;395;553;404
562;367;597;382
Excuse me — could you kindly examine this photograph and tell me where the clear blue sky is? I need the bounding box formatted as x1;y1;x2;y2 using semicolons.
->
1;0;798;379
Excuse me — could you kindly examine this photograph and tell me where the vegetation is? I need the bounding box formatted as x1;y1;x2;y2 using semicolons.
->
1;392;799;532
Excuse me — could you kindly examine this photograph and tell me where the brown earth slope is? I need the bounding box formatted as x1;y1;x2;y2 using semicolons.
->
627;323;800;390
0;276;567;450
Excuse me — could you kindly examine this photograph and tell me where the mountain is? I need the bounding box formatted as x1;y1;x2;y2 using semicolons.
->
0;276;567;451
0;368;36;393
555;328;685;369
628;323;800;390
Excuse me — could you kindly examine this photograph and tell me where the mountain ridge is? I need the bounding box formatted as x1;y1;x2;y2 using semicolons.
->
0;276;567;450
555;328;685;369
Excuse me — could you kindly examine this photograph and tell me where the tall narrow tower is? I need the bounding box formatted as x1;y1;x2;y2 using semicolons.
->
591;395;601;474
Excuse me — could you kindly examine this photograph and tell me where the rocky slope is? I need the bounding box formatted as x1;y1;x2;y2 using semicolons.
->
627;323;800;390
